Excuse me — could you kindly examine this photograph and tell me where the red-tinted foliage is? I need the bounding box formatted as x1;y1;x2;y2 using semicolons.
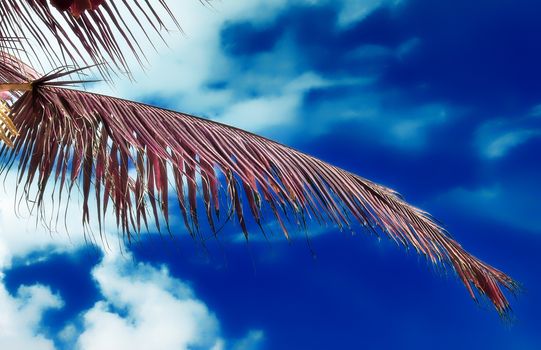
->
50;0;106;17
50;0;73;11
0;71;518;317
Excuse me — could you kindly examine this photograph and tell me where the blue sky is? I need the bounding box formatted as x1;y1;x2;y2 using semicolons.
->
0;0;540;349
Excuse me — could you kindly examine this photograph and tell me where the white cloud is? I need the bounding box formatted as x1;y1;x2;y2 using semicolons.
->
215;73;329;133
0;283;62;350
75;253;225;350
527;103;541;117
83;0;324;142
216;94;299;132
0;167;127;269
0;248;265;350
73;252;265;350
0;171;95;349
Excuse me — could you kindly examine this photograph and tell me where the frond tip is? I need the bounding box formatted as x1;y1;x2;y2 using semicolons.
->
1;78;519;317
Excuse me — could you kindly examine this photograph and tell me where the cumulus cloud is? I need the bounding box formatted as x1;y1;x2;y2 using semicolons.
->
0;170;96;349
0;283;62;350
0;250;265;350
74;253;225;350
68;251;265;350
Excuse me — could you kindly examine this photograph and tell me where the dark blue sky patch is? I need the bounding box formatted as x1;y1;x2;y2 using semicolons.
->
3;246;103;342
489;137;541;176
130;215;541;350
219;4;400;77
377;0;541;112
221;21;284;56
205;80;229;91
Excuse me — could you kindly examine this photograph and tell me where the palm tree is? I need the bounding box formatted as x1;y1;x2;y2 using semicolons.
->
0;0;517;317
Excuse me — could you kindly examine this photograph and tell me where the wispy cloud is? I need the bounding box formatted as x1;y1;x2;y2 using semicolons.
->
476;108;541;160
482;129;540;159
435;184;541;234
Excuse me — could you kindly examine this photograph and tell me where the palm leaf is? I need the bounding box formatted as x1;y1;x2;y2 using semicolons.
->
0;50;40;84
0;71;518;317
0;0;180;77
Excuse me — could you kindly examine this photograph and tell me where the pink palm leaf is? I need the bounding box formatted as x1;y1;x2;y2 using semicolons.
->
0;69;518;317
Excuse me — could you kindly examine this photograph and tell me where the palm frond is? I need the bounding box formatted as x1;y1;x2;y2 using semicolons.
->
0;73;518;317
0;0;180;77
0;51;40;84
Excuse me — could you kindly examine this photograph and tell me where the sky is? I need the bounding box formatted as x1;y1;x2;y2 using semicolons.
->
1;0;541;349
